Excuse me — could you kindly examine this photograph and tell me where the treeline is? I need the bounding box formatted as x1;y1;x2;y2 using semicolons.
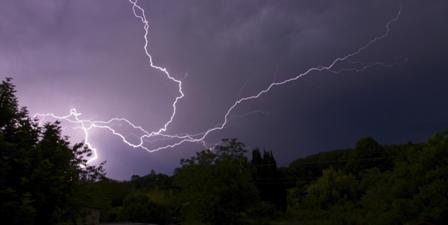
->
286;136;447;225
89;135;447;225
86;139;288;225
1;77;447;225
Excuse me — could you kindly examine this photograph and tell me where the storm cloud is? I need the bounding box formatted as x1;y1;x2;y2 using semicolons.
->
1;0;447;179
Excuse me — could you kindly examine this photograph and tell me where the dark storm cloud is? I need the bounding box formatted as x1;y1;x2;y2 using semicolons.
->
1;0;447;179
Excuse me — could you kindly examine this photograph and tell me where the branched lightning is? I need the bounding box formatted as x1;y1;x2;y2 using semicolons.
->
33;1;403;163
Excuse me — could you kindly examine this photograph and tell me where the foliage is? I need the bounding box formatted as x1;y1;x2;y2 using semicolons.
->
39;129;446;225
174;139;259;225
0;78;105;225
119;189;178;225
287;133;448;225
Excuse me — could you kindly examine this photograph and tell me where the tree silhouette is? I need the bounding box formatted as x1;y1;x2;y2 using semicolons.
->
251;149;287;212
0;78;105;225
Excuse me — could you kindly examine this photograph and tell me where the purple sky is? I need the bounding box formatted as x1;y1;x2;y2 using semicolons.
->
1;0;448;179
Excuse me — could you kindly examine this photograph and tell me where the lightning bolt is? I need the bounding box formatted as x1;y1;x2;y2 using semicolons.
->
34;1;403;163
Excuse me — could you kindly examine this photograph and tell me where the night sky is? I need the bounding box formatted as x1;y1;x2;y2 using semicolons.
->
1;0;448;180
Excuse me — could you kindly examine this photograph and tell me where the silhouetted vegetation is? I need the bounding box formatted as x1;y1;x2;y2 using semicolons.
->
0;78;105;225
1;77;447;225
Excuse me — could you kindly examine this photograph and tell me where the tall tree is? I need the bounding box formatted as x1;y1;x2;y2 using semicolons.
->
252;149;287;212
0;78;105;225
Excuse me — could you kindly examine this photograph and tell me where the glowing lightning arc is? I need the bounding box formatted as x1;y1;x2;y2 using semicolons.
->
33;0;403;163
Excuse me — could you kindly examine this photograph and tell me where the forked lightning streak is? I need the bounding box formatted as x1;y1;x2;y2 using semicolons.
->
34;0;403;163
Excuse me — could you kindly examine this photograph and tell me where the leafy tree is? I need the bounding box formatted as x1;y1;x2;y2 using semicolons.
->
79;178;132;222
345;137;392;174
119;172;179;225
289;168;360;225
0;78;105;225
174;139;258;225
305;168;358;209
362;131;448;225
120;192;158;223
